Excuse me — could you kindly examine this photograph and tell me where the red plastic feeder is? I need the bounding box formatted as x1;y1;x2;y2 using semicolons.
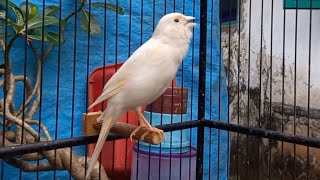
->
87;62;176;179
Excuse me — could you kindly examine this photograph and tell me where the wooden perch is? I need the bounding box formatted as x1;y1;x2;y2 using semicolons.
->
82;112;163;145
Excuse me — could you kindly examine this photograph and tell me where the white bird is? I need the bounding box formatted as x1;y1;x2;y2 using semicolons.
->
85;12;196;180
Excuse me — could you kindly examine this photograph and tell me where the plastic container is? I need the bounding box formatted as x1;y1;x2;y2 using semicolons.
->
131;144;196;180
146;87;188;114
138;111;190;153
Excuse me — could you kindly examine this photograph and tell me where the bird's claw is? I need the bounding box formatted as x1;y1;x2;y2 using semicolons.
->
140;127;164;140
129;126;142;141
129;125;164;142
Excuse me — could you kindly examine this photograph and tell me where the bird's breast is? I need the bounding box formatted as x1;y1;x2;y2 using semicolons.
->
110;61;179;110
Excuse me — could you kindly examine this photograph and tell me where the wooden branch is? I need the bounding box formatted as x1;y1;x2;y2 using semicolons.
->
14;75;32;99
4;157;59;172
25;120;51;141
0;111;39;141
78;156;109;180
82;112;163;145
16;43;42;119
21;152;45;161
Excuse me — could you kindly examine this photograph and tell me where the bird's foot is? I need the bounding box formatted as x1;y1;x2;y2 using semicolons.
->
129;125;164;141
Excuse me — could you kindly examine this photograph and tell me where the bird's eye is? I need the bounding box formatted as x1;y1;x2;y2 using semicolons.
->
174;19;179;23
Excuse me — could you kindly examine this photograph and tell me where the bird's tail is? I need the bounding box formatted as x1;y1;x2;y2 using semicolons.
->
85;113;113;180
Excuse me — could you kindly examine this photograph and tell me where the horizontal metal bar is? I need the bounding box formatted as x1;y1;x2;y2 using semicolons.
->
203;120;320;148
1;119;319;157
0;120;200;156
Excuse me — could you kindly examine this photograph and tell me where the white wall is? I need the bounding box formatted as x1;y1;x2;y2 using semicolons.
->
223;0;320;115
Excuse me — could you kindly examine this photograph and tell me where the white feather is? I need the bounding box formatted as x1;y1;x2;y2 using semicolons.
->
85;12;196;179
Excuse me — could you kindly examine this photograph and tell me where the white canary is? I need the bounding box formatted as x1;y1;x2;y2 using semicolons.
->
85;12;196;179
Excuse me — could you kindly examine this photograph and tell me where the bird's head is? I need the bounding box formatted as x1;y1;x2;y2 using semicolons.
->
152;13;196;44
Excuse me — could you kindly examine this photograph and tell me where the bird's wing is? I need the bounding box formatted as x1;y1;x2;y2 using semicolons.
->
88;79;125;110
88;38;163;110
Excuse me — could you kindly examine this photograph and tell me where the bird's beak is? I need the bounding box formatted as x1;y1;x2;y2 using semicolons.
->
184;16;197;29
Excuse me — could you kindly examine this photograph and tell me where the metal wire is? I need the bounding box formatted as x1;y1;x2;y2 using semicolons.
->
70;1;79;179
38;0;46;179
268;0;274;179
306;1;313;179
1;119;320;156
281;1;287;180
293;1;299;179
247;0;252;178
53;1;63;179
20;0;29;179
196;0;208;179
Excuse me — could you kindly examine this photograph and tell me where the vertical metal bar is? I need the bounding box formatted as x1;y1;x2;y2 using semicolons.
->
247;0;252;179
180;1;186;180
268;0;274;179
169;0;177;178
84;0;92;177
236;0;241;179
147;1;156;179
99;0;108;178
209;0;213;179
189;0;195;179
170;1;175;178
258;0;264;178
38;0;46;179
218;0;223;179
196;0;207;179
306;1;313;179
227;0;231;178
126;0;132;176
70;1;78;179
20;0;29;179
112;0;119;176
281;1;286;180
293;0;298;179
53;1;63;179
158;3;166;179
135;1;144;179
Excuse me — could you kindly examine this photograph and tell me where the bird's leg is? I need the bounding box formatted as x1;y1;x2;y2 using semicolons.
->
129;109;164;141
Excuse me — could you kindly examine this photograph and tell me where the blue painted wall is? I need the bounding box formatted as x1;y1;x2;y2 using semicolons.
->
0;0;229;179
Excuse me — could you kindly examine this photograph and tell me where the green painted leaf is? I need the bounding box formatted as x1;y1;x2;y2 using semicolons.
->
44;5;59;16
80;8;101;35
10;22;24;32
47;32;64;45
0;0;24;25
28;34;46;41
0;10;5;19
0;33;4;39
20;2;38;20
28;28;48;41
13;7;24;25
27;15;60;30
91;2;125;15
0;11;23;32
28;28;64;45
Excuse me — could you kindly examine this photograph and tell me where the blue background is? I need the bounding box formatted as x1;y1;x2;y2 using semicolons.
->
0;0;229;179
